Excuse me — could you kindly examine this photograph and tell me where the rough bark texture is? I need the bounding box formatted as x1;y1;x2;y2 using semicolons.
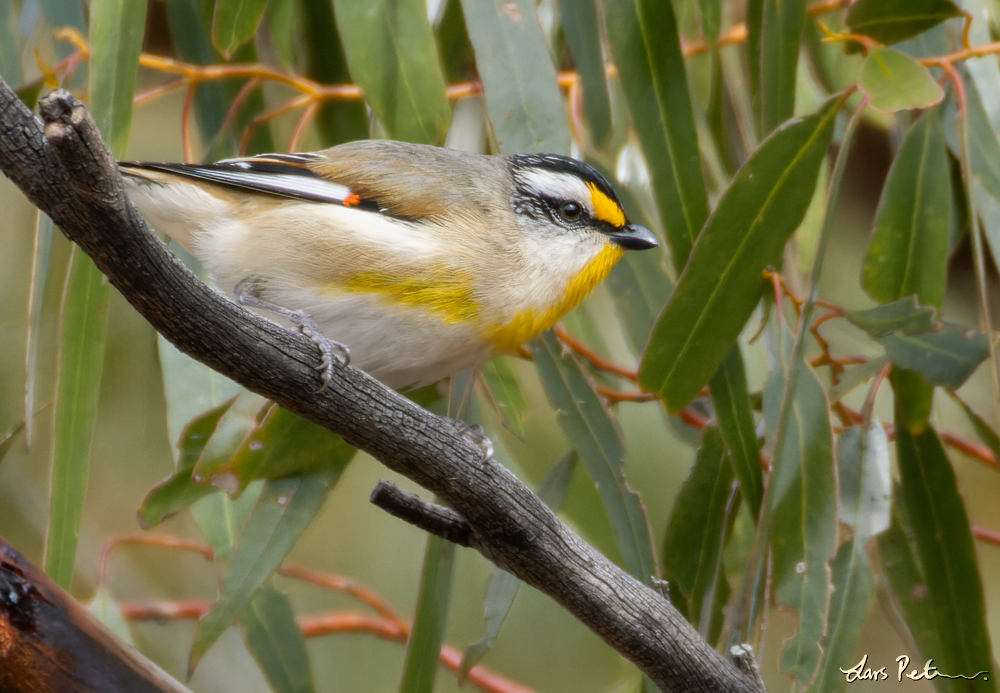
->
0;82;765;693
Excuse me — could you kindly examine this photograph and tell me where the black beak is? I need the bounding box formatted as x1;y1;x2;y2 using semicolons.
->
609;224;659;250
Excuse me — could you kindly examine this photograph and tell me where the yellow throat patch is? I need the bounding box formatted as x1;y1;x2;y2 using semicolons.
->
488;242;625;351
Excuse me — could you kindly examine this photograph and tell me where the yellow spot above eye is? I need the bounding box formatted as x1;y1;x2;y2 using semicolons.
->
588;183;626;228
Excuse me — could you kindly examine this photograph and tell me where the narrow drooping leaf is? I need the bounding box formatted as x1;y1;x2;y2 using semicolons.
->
756;0;808;136
640;96;842;412
45;250;110;590
0;0;21;85
951;394;1000;463
864;107;951;308
266;0;296;69
846;0;963;46
479;357;528;439
559;0;612;147
837;423;892;544
333;0;450;145
877;495;947;667
461;451;577;674
241;584;316;693
606;250;673;356
88;0;146;155
137;398;236;528
879;325;990;388
859;49;944;113
24;214;53;446
604;0;708;268
846;297;938;337
45;0;146;591
459;0;569;155
662;427;736;643
399;536;455;693
697;0;721;44
709;348;763;519
212;0;268;58
893;422;996;692
299;0;368;145
809;543;877;693
190;470;343;670
890;367;935;434
770;367;837;686
533;331;657;583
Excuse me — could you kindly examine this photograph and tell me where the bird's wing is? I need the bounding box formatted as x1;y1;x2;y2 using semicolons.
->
119;153;360;206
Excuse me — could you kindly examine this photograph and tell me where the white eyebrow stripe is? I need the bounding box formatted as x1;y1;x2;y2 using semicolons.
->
516;168;595;216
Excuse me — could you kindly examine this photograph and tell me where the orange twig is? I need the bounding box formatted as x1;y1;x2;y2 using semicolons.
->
595;386;659;403
554;325;638;383
973;525;1000;546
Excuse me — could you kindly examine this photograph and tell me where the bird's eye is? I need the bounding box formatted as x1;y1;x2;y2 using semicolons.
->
558;201;582;222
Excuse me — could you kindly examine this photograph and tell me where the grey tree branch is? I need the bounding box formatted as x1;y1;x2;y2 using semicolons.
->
0;82;765;693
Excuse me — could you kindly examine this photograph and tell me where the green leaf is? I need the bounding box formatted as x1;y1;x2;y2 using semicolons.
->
893;422;996;692
192;393;270;491
461;451;576;675
158;336;244;449
859;49;944;112
770;367;837;686
266;0;297;69
640;96;842;412
137;398;237;529
558;0;613;148
24;215;53;447
459;0;569;154
89;587;135;646
45;251;110;590
399;535;455;693
605;250;673;356
299;0;369;146
846;296;938;337
697;0;721;44
479;357;528;439
533;331;657;583
0;420;25;465
808;543;877;693
0;0;21;85
837;423;891;544
88;0;146;155
889;367;935;434
756;0;808;136
604;0;708;268
880;325;990;388
828;356;889;402
333;0;450;145
863;107;951;308
662;426;736;642
952;394;1000;463
212;0;268;58
229;406;357;493
460;569;521;676
241;584;316;693
846;0;963;46
877;493;947;668
192;483;262;559
709;348;763;520
190;470;343;670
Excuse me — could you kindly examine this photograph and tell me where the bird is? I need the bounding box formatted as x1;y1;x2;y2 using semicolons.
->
119;139;659;391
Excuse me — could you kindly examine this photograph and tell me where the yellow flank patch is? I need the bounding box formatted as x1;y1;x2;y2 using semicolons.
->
489;243;625;351
588;183;626;228
343;270;480;323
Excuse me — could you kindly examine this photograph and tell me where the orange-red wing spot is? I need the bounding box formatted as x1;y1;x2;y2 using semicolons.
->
343;193;361;207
